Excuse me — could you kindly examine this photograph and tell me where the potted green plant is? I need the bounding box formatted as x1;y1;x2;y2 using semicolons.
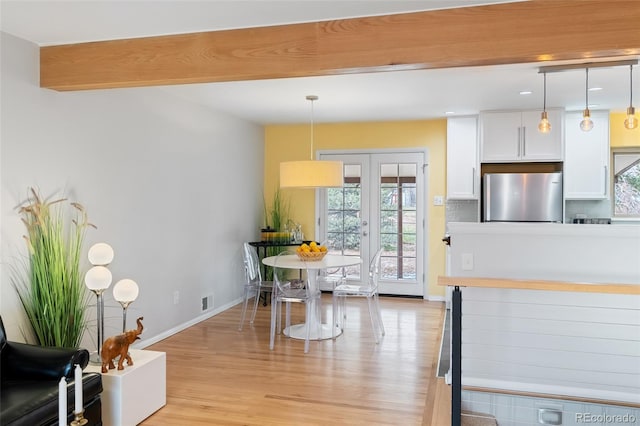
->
11;188;95;348
262;189;291;279
264;188;290;239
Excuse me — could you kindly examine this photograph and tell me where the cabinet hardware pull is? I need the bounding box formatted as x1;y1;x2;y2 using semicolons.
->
472;167;475;195
603;165;608;196
517;127;521;157
522;126;526;157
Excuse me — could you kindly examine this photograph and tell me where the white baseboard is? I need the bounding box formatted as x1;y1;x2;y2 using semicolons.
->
428;295;445;302
133;297;243;349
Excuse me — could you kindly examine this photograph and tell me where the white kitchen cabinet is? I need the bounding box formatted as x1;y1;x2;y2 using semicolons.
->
564;110;610;199
480;109;564;162
447;116;479;199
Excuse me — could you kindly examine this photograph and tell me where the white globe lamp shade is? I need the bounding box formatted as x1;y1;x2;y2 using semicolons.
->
84;266;113;291
113;279;139;303
88;243;114;266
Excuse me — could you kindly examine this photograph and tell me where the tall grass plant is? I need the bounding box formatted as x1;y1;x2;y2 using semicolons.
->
11;188;95;348
263;189;291;279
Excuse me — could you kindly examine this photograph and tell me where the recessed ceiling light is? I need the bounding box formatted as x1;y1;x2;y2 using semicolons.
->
445;111;455;115
589;87;603;92
588;104;599;108
519;91;533;95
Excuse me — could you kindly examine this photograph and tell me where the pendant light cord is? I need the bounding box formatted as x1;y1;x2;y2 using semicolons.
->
585;67;589;108
310;98;314;160
630;65;634;108
543;72;547;111
306;95;318;161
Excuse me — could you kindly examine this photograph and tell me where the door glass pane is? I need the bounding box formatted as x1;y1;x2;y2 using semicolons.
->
379;162;417;281
326;164;362;280
327;211;343;233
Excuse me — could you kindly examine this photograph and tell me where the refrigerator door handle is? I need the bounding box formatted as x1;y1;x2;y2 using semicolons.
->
472;167;476;196
484;177;490;221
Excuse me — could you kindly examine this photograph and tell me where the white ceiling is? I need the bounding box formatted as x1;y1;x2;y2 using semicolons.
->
1;0;638;124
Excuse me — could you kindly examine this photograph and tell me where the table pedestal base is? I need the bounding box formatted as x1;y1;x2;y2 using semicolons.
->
284;323;342;340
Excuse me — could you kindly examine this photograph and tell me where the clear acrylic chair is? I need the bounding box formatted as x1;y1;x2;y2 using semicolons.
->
332;248;385;343
239;242;273;331
316;267;346;291
316;241;346;291
269;252;321;353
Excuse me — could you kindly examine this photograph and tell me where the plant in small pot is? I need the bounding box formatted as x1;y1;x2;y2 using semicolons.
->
11;188;95;348
263;189;291;279
263;188;291;244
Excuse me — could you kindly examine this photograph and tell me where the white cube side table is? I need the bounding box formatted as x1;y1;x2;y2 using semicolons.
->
86;349;166;426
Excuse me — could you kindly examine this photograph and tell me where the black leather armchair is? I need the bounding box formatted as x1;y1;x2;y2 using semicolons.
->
0;317;103;426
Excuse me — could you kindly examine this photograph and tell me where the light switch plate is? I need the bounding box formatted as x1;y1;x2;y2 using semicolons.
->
433;195;444;206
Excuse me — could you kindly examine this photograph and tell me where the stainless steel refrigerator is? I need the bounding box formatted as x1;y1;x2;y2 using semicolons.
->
483;172;563;222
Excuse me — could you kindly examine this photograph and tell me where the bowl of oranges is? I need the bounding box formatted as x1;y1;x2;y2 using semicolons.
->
295;241;328;261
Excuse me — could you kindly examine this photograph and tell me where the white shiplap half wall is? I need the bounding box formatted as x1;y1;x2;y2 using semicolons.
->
447;222;640;404
0;31;265;346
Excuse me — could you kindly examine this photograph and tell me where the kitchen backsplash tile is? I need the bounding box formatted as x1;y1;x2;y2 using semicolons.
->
564;199;610;223
446;199;479;224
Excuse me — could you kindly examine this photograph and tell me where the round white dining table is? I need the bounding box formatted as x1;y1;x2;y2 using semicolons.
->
262;254;362;340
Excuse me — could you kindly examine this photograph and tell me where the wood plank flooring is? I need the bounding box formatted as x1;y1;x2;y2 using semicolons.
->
141;294;447;426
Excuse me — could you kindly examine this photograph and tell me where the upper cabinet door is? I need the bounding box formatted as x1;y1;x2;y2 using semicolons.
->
520;110;564;161
447;116;478;200
480;110;564;162
480;111;521;162
564;110;610;199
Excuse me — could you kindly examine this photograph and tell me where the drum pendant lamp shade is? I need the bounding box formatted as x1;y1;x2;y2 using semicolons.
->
280;95;344;189
280;160;344;188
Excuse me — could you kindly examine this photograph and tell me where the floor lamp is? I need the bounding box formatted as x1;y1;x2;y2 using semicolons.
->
113;279;139;333
85;243;114;364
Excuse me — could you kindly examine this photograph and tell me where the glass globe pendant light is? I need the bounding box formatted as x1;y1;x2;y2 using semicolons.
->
538;72;551;133
580;68;594;132
624;64;638;130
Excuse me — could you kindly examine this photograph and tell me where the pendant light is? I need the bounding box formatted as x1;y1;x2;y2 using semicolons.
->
624;64;638;130
538;72;551;133
580;68;594;132
280;95;344;188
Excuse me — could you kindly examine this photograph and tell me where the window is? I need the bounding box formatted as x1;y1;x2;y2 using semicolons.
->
613;149;640;218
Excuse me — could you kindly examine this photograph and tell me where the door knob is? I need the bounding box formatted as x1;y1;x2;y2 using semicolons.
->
362;221;368;226
363;231;368;236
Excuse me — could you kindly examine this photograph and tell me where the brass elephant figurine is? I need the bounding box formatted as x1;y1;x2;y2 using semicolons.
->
101;317;144;373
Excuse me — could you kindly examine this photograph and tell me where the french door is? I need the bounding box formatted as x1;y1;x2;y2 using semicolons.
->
318;151;426;297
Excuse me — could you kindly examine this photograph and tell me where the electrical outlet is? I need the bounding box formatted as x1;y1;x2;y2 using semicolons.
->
462;253;474;271
173;291;180;305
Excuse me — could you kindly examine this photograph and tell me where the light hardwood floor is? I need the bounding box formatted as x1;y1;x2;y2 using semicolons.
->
141;294;448;426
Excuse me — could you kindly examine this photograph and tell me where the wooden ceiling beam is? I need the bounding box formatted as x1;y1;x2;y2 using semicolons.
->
40;0;640;91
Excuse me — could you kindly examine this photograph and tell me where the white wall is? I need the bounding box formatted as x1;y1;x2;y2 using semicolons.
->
0;32;265;347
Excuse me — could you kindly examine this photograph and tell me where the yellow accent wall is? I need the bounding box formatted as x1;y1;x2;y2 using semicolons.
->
610;112;640;147
264;120;447;298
